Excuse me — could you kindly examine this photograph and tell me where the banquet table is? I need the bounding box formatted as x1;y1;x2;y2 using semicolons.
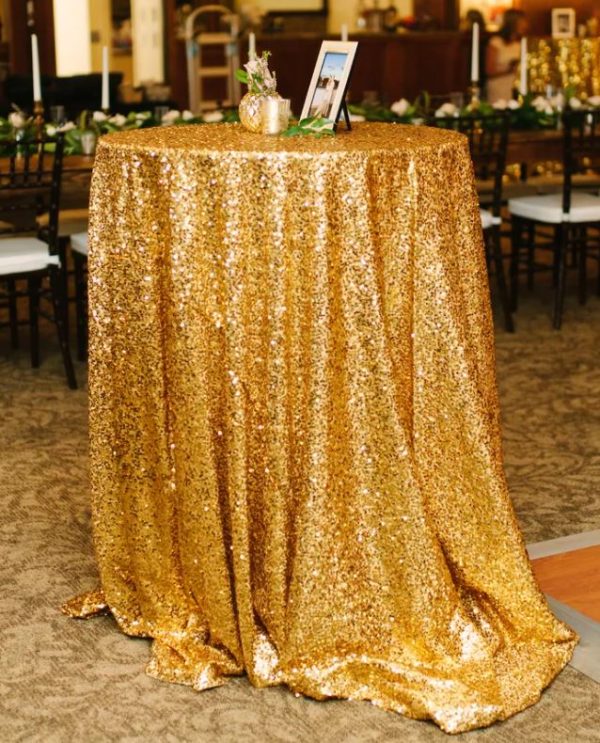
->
64;122;576;734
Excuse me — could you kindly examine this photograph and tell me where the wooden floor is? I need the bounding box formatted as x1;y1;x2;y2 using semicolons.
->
531;545;600;622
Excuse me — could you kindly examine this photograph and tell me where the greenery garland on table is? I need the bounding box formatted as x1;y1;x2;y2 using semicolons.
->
0;107;241;155
281;116;335;137
350;90;600;130
1;87;599;155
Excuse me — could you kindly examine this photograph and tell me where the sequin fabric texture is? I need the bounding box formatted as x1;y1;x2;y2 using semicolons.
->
528;37;600;97
64;123;577;734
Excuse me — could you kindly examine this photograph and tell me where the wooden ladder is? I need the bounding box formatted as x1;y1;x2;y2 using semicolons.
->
185;5;241;113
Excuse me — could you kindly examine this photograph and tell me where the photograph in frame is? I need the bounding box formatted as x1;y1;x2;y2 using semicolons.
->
551;8;576;38
300;41;358;130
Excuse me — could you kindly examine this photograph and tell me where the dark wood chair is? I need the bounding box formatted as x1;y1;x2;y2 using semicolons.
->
70;231;88;361
428;112;514;332
0;134;77;388
508;109;600;329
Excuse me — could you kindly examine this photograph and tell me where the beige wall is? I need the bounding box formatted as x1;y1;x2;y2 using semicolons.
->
53;0;92;75
89;0;112;72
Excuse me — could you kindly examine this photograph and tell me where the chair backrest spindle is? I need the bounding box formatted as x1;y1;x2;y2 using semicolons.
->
0;134;65;244
563;109;600;215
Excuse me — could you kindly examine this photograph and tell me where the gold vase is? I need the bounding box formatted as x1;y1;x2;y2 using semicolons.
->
239;92;281;133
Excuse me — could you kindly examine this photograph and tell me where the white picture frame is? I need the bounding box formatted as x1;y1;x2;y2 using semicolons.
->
552;8;576;39
300;41;358;130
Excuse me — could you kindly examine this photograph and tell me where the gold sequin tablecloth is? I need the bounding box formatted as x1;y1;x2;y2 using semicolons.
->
65;123;576;734
528;37;600;97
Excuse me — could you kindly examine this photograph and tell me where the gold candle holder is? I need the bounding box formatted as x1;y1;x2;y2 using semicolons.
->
468;82;481;108
33;99;44;137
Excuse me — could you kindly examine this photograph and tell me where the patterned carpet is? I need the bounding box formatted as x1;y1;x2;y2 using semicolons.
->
1;288;599;742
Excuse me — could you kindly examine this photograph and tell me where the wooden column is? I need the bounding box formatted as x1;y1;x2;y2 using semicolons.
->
163;0;188;109
8;0;55;76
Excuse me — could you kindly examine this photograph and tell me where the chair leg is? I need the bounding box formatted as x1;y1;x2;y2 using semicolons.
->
489;226;514;332
73;253;88;361
577;226;588;305
552;226;561;287
510;216;523;312
48;265;77;389
28;275;41;368
7;278;19;349
570;226;579;267
526;222;535;290
553;224;569;330
58;236;70;342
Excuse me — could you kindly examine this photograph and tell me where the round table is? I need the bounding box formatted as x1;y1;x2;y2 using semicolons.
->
65;123;576;734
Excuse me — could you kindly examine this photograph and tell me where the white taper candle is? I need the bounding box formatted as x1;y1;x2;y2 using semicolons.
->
248;32;256;61
341;24;349;42
101;46;110;111
519;37;528;96
31;33;42;102
470;23;479;83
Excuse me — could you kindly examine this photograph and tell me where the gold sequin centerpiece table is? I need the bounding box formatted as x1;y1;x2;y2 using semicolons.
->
528;37;600;98
66;123;576;734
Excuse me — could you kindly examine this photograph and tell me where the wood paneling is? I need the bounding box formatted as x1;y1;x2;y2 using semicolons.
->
515;0;598;36
167;31;472;111
414;0;459;30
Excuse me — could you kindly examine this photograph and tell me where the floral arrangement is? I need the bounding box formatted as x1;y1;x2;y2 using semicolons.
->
235;51;277;96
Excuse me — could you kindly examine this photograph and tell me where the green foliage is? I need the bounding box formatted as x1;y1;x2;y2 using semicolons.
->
282;116;335;137
235;69;249;85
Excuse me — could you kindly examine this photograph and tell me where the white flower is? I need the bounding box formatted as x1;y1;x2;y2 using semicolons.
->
161;110;180;124
569;97;582;109
136;112;151;121
587;96;600;108
549;93;564;110
203;110;224;123
434;102;458;118
531;96;547;112
58;121;76;132
181;110;195;121
243;53;277;95
93;111;108;122
508;99;521;110
9;111;26;129
348;114;366;122
46;124;57;137
109;114;127;127
391;98;410;117
492;99;508;110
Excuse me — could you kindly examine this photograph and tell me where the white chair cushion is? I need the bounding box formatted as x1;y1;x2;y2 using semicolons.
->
0;237;59;276
480;209;495;230
508;192;600;224
70;232;89;256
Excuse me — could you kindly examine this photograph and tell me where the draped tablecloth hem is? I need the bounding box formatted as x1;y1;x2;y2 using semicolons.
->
63;589;577;735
